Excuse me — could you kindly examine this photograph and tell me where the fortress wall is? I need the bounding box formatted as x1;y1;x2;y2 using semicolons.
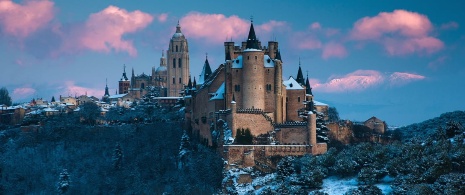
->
233;113;273;136
224;145;312;169
276;127;309;145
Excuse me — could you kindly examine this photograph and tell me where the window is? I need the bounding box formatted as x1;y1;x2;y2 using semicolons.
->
266;84;272;91
141;83;145;89
178;58;182;68
179;77;182;83
255;56;257;60
247;56;249;60
176;45;178;52
234;85;241;92
172;78;175;84
298;96;301;102
173;58;176;68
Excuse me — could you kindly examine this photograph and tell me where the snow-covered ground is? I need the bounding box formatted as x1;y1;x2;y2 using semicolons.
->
320;176;393;195
226;168;394;195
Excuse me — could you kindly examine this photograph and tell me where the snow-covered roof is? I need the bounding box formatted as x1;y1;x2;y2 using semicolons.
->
210;82;225;100
109;93;127;99
283;77;304;90
65;103;75;106
231;55;275;69
43;108;58;112
243;48;262;52
314;100;328;106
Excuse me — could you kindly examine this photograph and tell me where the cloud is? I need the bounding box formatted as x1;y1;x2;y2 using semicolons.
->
440;21;459;30
12;87;36;99
322;42;347;59
291;32;322;50
157;13;168;23
59;81;103;98
428;56;448;69
312;70;384;92
310;70;425;93
70;5;154;56
180;12;289;43
311;22;321;30
0;0;54;39
389;72;425;86
350;9;444;55
180;12;248;43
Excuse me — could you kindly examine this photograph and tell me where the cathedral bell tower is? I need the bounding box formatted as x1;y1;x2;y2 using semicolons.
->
167;22;190;96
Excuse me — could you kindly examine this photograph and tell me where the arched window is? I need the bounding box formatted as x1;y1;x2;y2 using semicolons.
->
176;45;178;52
178;58;182;68
173;58;176;68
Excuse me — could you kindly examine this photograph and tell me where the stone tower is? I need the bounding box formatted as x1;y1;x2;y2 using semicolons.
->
242;22;265;110
167;22;189;96
119;65;130;94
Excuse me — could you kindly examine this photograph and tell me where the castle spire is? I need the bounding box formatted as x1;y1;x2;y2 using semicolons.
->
104;78;110;96
245;19;259;49
121;64;128;81
193;76;197;87
296;61;305;86
187;75;192;89
306;73;313;96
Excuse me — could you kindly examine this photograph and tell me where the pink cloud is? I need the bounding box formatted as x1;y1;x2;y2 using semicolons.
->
292;32;322;49
13;87;36;99
180;12;249;43
350;9;444;55
440;21;459;30
180;12;289;43
60;81;103;98
157;13;168;23
322;42;347;59
428;56;448;69
312;70;384;93
74;6;154;56
0;0;54;38
311;22;321;30
389;72;425;86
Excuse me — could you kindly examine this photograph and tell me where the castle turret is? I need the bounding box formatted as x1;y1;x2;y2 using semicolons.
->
242;22;265;109
308;111;317;146
305;73;313;96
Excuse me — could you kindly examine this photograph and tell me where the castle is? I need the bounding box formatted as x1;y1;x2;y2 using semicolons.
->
117;21;328;169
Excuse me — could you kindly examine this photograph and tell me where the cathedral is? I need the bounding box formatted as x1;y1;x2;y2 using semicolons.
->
117;22;189;98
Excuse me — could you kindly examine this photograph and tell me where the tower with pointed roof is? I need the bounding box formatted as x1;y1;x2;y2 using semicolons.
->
167;22;190;96
119;65;130;94
197;54;212;86
296;59;305;86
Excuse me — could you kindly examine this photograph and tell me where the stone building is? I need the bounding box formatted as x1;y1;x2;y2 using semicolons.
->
115;23;188;99
184;22;327;168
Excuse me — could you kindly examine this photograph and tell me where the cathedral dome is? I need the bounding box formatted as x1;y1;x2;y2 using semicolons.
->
156;66;167;73
171;22;185;39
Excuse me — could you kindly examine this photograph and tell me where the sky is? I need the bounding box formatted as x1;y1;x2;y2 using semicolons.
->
1;0;464;126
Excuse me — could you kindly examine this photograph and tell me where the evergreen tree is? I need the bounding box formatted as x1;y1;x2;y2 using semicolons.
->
51;96;56;102
327;107;340;123
57;169;70;194
112;143;123;170
315;111;330;143
0;87;12;106
179;131;191;168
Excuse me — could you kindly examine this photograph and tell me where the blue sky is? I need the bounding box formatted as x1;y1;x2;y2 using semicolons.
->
1;0;464;125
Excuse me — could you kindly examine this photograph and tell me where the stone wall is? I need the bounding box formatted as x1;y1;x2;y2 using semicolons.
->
276;126;309;145
232;112;274;137
224;145;312;169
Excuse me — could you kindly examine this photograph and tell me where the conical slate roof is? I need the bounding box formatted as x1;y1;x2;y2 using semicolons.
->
245;23;259;49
